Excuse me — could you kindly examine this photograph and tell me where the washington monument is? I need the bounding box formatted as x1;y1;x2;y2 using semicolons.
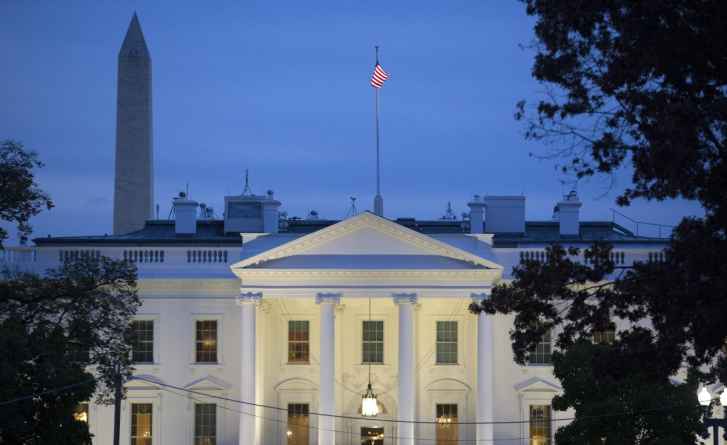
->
113;13;154;235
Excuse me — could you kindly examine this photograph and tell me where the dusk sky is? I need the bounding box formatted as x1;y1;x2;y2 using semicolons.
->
1;1;703;242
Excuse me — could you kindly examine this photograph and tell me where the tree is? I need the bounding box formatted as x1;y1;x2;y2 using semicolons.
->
476;1;727;441
0;252;139;444
0;140;53;247
473;242;712;443
516;1;727;217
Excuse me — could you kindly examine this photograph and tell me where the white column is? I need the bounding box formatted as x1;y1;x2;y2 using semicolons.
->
317;293;341;445
238;292;261;445
394;293;417;445
472;292;494;442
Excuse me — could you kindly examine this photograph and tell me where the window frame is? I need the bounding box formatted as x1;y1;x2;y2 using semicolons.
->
435;321;459;365
528;330;552;366
361;320;385;364
130;319;155;364
194;403;217;445
287;403;310;445
130;402;153;445
528;404;552;445
287;320;310;364
190;314;224;366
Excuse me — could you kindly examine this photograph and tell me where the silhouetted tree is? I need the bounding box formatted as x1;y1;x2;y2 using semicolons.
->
0;256;139;444
0;140;53;248
473;1;727;442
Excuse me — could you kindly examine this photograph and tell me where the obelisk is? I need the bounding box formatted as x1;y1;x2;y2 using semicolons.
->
113;13;153;235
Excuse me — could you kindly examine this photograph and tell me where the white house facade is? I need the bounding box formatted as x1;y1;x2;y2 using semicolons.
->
9;197;673;445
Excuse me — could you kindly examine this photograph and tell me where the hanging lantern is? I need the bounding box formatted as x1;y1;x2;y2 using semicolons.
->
361;383;380;417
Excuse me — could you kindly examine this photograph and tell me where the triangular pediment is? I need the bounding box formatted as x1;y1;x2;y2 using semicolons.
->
231;212;502;271
513;376;562;393
184;375;231;391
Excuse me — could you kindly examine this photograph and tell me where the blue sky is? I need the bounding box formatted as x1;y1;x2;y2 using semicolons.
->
0;1;703;241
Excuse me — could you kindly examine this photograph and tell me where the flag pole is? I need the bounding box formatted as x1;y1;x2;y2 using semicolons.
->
373;46;384;216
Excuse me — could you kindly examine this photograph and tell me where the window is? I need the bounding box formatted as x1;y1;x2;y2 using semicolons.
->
593;323;616;345
436;404;458;445
196;320;218;363
361;427;384;445
131;320;154;363
362;320;384;364
529;405;552;445
288;321;310;363
287;403;309;445
194;404;216;445
436;321;458;364
131;403;153;445
528;330;552;365
73;403;89;423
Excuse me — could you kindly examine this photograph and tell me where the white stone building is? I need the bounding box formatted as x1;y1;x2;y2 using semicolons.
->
2;13;697;445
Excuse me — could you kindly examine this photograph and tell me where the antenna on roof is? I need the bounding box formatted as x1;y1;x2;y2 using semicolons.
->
346;196;358;218
243;169;252;196
186;182;190;198
441;201;456;221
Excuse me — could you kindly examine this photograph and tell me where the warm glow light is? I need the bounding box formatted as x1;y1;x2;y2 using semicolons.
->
361;384;379;417
73;411;88;423
286;430;293;437
698;387;712;406
720;388;727;407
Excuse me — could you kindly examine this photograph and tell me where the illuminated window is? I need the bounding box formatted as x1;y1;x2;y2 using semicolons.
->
362;320;384;364
436;321;458;364
593;323;616;345
436;404;458;444
196;320;218;363
528;330;552;365
131;403;152;445
194;404;216;445
529;405;551;445
131;320;154;363
73;403;89;423
361;427;384;445
287;403;309;445
288;321;310;363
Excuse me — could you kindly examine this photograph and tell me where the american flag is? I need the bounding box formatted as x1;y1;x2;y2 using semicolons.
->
370;63;389;89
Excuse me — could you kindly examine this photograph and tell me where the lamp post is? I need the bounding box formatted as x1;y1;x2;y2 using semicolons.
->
698;387;727;445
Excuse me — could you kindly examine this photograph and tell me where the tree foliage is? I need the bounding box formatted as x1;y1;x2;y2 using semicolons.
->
0;140;53;247
0;256;139;444
473;240;715;443
487;1;727;441
516;1;727;215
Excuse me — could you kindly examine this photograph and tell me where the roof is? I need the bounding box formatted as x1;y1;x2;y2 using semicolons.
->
33;217;668;247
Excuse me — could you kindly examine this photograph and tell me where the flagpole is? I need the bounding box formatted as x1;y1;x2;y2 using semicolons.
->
373;45;384;216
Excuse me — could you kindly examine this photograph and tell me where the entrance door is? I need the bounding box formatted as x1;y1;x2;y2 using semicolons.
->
361;426;384;445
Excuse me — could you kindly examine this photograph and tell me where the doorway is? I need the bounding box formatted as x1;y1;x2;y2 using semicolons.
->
361;426;384;444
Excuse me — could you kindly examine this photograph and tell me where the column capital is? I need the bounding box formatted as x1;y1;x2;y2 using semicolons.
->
238;291;262;305
471;290;491;305
393;292;418;305
315;292;341;305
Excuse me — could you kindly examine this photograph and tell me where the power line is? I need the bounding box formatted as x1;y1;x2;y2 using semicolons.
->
156;383;539;443
0;379;95;406
133;376;696;426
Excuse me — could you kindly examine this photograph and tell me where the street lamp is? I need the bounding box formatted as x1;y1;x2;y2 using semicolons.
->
697;387;727;445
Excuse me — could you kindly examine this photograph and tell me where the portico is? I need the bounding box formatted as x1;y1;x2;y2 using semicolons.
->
231;212;502;444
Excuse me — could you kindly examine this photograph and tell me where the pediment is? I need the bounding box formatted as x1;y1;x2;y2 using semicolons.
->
184;375;232;391
232;212;502;271
513;376;562;393
127;374;164;390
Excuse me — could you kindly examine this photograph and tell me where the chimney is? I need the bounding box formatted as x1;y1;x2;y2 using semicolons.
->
483;196;525;233
262;190;281;233
556;191;581;236
467;194;485;234
173;193;198;235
